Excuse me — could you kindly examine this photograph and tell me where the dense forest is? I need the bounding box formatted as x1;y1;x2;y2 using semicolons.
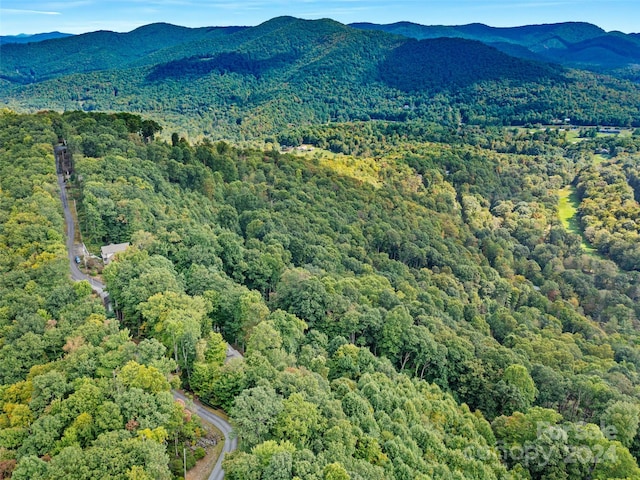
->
573;135;640;270
2;17;640;139
0;112;206;479
2;109;639;478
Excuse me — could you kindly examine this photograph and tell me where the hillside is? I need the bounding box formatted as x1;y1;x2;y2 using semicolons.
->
3;110;640;478
0;23;242;84
0;112;204;479
3;11;640;480
1;17;640;139
351;21;640;74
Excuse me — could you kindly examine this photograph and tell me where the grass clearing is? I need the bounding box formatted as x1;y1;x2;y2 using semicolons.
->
295;147;382;188
558;185;599;256
593;153;608;165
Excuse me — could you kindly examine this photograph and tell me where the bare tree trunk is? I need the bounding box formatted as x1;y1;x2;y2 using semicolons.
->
400;352;411;371
173;334;179;373
182;341;192;386
420;363;428;380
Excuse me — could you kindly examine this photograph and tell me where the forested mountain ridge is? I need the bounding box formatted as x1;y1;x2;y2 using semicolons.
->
0;23;242;83
1;16;640;139
351;21;640;76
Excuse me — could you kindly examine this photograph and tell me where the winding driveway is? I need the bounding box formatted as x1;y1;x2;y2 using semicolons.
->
56;165;238;479
173;391;238;480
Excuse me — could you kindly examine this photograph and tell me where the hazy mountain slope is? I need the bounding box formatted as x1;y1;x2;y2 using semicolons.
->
350;21;606;46
0;31;73;44
351;21;640;72
547;34;640;67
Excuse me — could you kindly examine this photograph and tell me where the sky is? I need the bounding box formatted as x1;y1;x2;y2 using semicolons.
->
1;0;638;36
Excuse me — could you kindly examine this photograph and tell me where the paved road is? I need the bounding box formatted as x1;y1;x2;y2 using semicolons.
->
173;390;237;480
57;173;107;296
56;166;238;479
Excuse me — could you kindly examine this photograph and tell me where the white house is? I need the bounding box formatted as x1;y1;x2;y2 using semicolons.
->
101;242;130;264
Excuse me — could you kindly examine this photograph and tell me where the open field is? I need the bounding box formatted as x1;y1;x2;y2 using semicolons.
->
558;185;599;256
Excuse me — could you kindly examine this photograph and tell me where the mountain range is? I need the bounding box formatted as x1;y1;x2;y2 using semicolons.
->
1;17;639;138
351;21;640;75
0;31;73;44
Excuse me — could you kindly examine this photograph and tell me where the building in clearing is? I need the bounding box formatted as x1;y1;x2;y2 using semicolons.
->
101;242;130;264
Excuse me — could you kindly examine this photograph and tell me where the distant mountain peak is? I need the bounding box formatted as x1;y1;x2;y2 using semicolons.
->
131;22;184;31
259;16;346;29
0;31;73;44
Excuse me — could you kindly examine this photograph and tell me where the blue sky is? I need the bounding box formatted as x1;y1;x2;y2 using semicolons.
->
1;0;637;36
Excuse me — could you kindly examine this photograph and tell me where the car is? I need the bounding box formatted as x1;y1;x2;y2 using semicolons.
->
75;256;81;264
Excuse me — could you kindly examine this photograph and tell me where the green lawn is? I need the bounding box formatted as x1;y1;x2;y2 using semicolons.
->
593;153;608;165
558;185;599;255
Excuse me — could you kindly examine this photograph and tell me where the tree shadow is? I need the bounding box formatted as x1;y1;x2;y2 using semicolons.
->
378;38;560;93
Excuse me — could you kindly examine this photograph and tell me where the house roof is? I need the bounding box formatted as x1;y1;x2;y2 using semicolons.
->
101;242;130;257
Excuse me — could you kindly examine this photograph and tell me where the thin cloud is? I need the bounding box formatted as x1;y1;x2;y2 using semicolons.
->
471;0;577;8
115;0;198;4
43;1;96;8
503;1;575;7
2;8;61;15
